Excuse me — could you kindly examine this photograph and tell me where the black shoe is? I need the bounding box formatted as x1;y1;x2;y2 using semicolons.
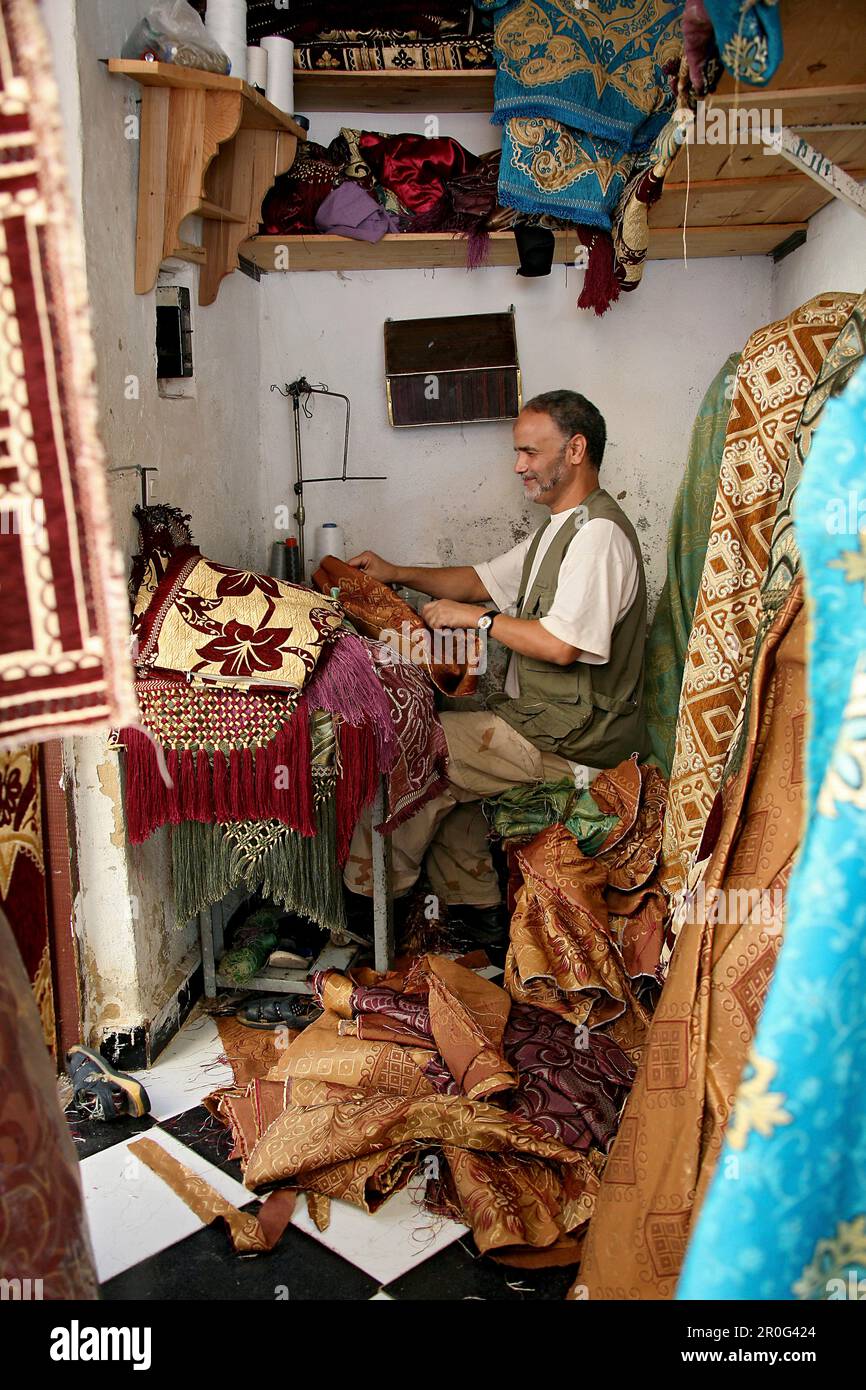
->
446;903;509;954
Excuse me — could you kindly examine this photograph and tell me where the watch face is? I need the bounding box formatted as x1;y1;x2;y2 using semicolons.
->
478;614;493;631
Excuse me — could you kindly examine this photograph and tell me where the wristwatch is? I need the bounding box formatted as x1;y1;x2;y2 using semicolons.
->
476;608;499;633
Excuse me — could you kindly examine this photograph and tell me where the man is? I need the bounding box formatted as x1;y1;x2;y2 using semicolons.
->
346;390;649;940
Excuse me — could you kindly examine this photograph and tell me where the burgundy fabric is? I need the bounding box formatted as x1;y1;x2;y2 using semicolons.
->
577;228;621;317
358;131;478;217
260;144;342;235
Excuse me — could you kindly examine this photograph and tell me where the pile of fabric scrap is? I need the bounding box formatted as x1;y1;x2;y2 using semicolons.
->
123;511;449;931
488;756;669;1059
204;952;637;1266
261;130;510;263
247;1;494;73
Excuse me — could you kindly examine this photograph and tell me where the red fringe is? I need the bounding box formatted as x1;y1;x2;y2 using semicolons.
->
335;721;380;866
213;750;231;822
120;701;317;843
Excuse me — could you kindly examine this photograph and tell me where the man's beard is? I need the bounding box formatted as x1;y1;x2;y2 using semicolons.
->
525;446;568;496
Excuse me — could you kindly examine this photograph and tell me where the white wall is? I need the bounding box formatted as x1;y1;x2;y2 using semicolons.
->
772;196;866;319
44;0;271;1040
260;106;773;614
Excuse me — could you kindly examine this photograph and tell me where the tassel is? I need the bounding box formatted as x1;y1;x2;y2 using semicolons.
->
229;748;243;821
122;727;173;844
239;747;256;818
272;703;315;836
213;750;231;822
335;721;380;866
166;751;182;825
180;749;197;819
195;747;214;822
255;737;277;819
577;229;620;317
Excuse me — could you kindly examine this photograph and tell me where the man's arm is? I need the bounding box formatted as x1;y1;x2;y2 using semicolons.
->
348;551;490;602
422;600;580;666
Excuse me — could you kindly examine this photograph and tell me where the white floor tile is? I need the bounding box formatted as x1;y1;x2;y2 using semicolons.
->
81;1126;255;1285
131;1014;232;1122
291;1176;466;1284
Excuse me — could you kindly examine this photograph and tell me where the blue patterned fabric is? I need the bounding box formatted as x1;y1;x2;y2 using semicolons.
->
678;357;866;1302
476;0;684;148
475;0;683;222
703;0;784;87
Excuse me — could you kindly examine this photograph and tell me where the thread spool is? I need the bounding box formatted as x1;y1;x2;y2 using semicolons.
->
205;0;247;82
246;45;268;94
262;36;294;114
314;522;346;565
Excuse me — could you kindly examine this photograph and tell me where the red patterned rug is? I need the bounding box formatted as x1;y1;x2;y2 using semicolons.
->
0;0;135;748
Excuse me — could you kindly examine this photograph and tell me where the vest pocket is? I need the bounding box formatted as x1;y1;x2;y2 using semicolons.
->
516;699;593;752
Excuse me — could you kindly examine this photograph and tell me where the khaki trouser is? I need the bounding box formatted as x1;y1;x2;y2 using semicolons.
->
344;710;580;907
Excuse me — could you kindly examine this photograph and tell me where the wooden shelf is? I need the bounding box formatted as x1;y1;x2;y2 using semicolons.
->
293;68;495;113
240;224;807;274
109;59;307;305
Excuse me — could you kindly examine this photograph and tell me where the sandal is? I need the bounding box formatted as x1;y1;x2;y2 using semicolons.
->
66;1044;150;1122
235;995;322;1031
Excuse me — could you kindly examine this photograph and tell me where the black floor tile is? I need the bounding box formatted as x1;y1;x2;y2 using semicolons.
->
101;1221;380;1301
385;1237;577;1301
66;1104;155;1160
160;1106;243;1182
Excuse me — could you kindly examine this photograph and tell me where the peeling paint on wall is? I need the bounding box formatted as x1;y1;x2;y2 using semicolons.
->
96;757;124;849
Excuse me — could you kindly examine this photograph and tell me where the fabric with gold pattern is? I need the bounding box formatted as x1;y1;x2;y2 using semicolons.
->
577;582;807;1299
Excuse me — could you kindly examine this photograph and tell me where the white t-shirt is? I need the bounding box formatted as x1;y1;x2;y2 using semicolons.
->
474;509;640;699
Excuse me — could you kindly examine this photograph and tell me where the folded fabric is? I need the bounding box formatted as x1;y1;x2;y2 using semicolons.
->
313;554;480;696
314;182;401;241
294;36;495;72
499;117;637;228
477;0;684;151
134;547;342;691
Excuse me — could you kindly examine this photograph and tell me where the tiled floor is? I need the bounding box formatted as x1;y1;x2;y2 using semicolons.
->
67;1012;576;1302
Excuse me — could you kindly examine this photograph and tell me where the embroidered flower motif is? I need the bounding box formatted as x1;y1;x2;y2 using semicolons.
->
792;1215;866;1300
207;565;283;601
726;1048;793;1151
195;621;295;679
391;50;417;70
0;765;23;818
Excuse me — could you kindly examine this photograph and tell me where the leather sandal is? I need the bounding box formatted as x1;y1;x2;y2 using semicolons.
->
235;995;322;1031
66;1044;150;1122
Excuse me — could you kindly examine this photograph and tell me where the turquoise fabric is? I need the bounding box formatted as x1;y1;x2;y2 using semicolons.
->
677;357;866;1301
476;0;684;149
703;0;784;86
475;0;683;223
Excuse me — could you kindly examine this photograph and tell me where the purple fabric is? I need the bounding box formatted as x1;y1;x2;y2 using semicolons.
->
303;631;398;770
421;1002;636;1153
314;183;401;242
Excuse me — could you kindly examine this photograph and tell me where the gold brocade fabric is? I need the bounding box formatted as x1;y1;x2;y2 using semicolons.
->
506;826;652;1063
130;1137;298;1254
244;1075;601;1260
576;583;807;1299
313;555;480;696
661;294;857;896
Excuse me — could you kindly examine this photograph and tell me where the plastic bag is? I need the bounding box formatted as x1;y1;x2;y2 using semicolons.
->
121;0;231;75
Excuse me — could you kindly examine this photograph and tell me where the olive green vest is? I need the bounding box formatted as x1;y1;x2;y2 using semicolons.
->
489;488;649;766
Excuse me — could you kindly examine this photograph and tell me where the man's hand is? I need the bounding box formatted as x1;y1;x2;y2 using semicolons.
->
422;600;486;630
347;550;400;584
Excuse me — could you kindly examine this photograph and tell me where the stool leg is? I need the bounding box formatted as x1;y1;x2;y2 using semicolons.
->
371;777;394;973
